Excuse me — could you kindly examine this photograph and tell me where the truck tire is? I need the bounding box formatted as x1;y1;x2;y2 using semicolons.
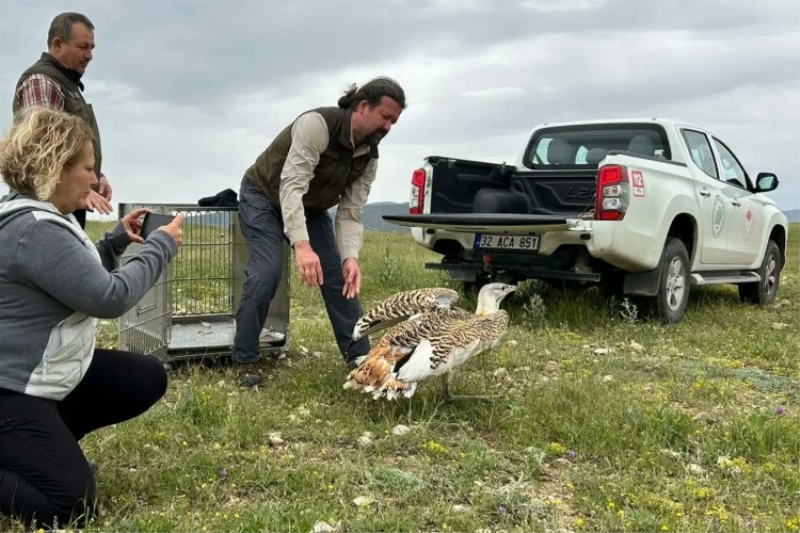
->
738;239;781;305
651;237;690;324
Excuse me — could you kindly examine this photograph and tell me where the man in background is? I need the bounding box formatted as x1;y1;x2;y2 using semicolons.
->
12;11;113;228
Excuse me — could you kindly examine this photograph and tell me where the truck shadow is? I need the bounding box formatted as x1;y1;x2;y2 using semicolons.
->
497;280;747;333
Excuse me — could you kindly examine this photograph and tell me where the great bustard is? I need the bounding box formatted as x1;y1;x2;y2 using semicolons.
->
344;283;516;400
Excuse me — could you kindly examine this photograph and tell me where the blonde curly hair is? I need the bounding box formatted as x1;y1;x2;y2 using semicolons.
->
0;107;94;201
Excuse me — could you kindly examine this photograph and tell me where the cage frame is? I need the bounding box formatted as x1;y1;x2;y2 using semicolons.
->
116;202;290;364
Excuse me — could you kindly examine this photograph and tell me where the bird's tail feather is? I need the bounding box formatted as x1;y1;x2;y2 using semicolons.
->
343;346;394;392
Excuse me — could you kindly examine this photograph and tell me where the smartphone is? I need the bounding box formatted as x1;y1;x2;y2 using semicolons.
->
140;212;176;239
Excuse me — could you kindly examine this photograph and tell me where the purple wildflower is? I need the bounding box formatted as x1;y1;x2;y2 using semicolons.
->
499;505;508;516
775;406;785;415
220;468;228;478
567;450;577;460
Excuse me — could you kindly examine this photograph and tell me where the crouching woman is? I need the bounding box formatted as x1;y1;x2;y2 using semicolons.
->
0;108;183;529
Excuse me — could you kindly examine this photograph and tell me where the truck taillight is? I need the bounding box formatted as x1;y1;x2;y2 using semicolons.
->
410;168;426;214
595;164;630;221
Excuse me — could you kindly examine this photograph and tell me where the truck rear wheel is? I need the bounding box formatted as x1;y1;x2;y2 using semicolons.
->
738;239;781;305
650;237;690;324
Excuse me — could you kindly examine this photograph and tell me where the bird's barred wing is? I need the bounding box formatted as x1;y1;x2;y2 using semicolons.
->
382;307;473;349
395;311;511;382
351;287;460;341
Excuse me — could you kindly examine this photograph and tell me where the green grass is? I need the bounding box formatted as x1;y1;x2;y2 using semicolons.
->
4;223;799;532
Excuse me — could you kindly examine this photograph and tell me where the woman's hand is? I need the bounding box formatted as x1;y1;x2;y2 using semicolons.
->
157;213;185;248
84;190;113;215
121;208;151;244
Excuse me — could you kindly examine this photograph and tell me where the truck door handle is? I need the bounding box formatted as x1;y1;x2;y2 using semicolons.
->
732;200;741;207
699;189;711;197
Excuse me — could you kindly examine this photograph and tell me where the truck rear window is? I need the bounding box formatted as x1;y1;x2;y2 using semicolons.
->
522;123;671;170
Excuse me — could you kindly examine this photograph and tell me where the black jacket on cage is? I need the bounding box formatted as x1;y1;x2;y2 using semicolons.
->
198;189;238;209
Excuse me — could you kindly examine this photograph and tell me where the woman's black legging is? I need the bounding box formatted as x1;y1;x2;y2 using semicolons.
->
0;348;167;529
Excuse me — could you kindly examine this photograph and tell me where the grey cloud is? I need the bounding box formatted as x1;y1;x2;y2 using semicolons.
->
2;0;797;108
385;27;800;146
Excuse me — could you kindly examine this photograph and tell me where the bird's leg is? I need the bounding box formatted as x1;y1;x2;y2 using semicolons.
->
443;370;453;401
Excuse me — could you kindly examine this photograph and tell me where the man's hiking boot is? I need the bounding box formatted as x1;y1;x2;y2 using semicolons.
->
237;362;265;387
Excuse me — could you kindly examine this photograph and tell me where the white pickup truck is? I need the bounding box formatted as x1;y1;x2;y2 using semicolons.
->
384;118;789;323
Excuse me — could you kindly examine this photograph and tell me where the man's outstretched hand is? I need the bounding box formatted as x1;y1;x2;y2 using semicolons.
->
294;241;323;288
342;257;361;299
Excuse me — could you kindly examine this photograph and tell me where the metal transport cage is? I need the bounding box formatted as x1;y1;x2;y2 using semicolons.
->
117;203;290;364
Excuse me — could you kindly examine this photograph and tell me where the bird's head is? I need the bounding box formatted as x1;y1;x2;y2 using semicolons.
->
475;282;517;315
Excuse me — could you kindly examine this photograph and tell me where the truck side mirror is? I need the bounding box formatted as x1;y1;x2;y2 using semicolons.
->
755;172;779;192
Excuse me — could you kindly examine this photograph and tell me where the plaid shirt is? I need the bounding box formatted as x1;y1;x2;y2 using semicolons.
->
13;74;65;112
12;74;105;179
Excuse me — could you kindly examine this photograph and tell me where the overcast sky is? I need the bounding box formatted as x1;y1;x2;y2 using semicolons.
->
1;0;798;220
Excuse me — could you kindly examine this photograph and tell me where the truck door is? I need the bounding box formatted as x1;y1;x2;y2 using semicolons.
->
680;129;733;265
711;137;764;266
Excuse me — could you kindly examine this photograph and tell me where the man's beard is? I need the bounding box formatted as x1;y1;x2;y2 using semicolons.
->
364;128;388;147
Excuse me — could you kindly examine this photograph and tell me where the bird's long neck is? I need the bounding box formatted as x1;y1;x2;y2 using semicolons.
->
475;294;498;316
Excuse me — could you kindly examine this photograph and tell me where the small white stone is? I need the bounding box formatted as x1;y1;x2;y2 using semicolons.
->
311;521;338;533
686;463;705;475
352;496;371;507
392;424;410;436
268;432;284;445
659;449;682;460
357;432;373;447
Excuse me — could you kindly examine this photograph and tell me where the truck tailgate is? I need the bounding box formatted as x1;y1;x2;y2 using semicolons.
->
383;213;571;234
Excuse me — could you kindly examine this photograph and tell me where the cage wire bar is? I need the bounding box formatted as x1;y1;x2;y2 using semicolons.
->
117;203;290;364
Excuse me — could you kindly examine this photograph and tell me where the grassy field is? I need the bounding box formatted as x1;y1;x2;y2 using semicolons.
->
4;222;799;532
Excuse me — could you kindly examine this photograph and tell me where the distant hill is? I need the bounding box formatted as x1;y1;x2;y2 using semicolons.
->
784;209;800;223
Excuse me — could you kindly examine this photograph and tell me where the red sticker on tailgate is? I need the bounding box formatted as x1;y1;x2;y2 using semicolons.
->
631;170;645;197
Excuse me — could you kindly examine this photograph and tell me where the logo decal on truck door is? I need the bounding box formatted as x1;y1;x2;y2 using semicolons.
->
743;202;754;240
712;196;725;238
631;170;645;197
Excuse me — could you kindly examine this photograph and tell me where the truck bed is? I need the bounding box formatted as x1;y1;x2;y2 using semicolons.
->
424;156;597;216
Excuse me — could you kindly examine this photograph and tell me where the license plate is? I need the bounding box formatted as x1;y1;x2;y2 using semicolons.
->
474;233;540;251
